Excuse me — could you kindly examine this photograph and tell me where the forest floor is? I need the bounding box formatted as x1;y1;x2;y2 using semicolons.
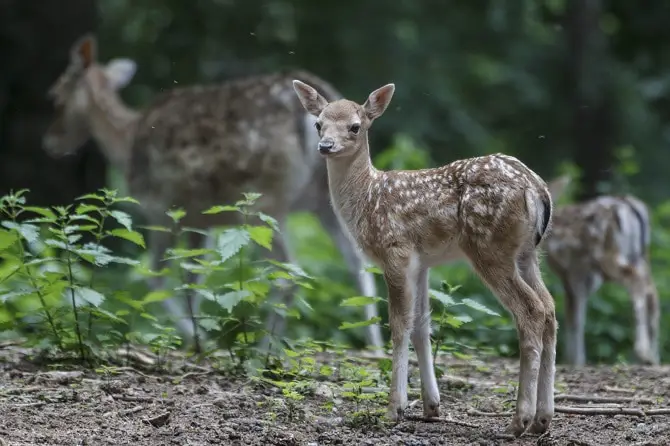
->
1;342;669;446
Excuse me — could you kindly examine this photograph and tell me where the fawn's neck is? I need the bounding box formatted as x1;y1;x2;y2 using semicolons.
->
85;83;140;171
325;140;377;231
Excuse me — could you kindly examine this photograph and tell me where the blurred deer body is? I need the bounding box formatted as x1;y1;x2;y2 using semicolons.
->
293;80;557;438
42;34;384;351
545;177;659;366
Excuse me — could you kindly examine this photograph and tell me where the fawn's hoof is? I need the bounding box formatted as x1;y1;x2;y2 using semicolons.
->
507;414;533;438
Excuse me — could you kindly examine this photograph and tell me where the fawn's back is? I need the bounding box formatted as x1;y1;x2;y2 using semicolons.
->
332;153;551;268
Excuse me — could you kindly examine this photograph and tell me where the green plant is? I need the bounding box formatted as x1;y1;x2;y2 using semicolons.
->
0;189;144;362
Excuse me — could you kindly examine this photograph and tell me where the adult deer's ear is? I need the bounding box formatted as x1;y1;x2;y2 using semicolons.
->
293;80;328;117
105;59;137;90
363;84;395;121
71;33;97;68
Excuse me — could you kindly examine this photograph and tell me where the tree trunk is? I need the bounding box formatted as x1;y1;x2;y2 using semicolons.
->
567;0;616;201
0;0;106;207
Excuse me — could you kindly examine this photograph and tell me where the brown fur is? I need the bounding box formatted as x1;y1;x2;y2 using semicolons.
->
42;34;384;351
545;176;660;366
293;80;557;438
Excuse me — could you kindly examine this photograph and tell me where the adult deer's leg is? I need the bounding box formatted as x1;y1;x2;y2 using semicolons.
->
315;200;384;350
410;267;440;418
470;253;545;437
258;223;298;353
148;229;195;339
622;263;658;365
559;272;591;366
384;252;415;421
518;249;556;435
182;230;210;352
644;266;661;364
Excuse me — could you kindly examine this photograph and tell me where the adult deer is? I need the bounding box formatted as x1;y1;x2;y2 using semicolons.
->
292;80;556;437
41;34;384;352
544;176;659;366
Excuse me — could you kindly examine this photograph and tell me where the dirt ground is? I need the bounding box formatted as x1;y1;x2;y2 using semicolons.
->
1;345;669;446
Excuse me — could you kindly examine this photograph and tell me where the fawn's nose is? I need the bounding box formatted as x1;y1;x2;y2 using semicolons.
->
318;139;335;154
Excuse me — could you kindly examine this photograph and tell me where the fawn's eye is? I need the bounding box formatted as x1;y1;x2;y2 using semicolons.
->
350;123;361;134
314;122;322;132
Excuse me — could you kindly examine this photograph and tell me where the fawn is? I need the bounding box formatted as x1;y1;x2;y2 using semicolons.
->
292;80;557;437
545;176;660;365
41;33;384;352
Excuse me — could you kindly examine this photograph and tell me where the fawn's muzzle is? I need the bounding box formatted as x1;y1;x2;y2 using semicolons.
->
318;139;335;154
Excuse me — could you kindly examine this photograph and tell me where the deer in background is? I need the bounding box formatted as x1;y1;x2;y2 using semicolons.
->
544;176;660;366
293;80;556;437
41;34;384;352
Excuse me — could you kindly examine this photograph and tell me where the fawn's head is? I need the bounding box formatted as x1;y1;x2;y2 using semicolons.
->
43;34;137;157
292;80;395;158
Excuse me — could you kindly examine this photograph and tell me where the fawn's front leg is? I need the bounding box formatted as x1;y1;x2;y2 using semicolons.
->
411;267;440;418
384;257;415;421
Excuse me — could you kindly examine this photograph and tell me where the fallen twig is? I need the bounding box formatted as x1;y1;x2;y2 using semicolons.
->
555;405;645;416
119;405;145;416
602;386;636;394
467;408;513;417
555;394;654;405
179;371;213;381
114;395;154;403
404;415;479;428
143;411;170;427
0;386;44;396
112;366;158;380
10;402;46;408
645;408;670;416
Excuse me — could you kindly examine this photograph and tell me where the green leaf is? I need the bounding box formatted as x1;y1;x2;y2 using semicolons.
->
339;316;381;330
89;307;126;323
257;212;280;232
113;196;141;205
72;287;105;307
164;247;210;260
364;265;384;275
110;210;133;230
23;206;57;220
0;228;16;251
202;205;240;214
77;193;105;202
166;208;186;223
341;296;382;307
247;225;273;250
217;228;251;263
74;244;139;266
75;204;101;215
140;225;172;233
461;297;501;317
218;289;253;313
108;228;146;248
2;222;40;244
199;318;219;332
430;290;456;307
142;290;173;304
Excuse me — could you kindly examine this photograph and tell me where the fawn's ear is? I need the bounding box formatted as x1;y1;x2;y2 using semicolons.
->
71;34;97;68
546;175;571;201
363;83;395;121
293;80;328;116
104;58;137;90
